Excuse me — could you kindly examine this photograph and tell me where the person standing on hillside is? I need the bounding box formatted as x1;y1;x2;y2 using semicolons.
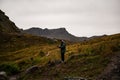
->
59;40;66;63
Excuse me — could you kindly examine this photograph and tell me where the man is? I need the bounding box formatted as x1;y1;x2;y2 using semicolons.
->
59;40;66;62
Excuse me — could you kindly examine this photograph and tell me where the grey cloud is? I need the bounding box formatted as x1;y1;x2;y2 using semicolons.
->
0;0;120;37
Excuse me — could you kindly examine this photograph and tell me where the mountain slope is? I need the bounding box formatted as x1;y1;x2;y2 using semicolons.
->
23;27;87;42
0;10;20;33
0;10;57;53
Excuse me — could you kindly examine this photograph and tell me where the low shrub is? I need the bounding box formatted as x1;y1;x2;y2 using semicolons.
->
0;62;20;75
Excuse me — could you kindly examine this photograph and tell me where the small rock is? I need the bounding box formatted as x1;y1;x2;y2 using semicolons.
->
25;65;39;74
9;76;17;80
46;52;50;56
0;71;8;80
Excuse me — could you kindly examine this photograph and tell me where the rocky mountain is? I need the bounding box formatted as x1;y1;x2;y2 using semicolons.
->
0;10;20;33
23;27;87;42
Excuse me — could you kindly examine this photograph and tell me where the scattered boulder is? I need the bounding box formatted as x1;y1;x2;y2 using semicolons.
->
0;71;8;80
25;65;40;74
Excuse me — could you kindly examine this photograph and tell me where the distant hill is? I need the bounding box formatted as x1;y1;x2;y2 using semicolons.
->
23;27;87;42
0;10;20;33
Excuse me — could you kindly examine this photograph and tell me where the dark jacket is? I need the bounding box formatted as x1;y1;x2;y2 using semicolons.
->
59;41;66;54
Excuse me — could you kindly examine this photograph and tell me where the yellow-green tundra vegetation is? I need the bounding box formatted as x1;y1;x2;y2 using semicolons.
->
0;33;120;80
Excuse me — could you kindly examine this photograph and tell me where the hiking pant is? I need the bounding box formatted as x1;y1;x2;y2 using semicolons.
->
61;52;65;62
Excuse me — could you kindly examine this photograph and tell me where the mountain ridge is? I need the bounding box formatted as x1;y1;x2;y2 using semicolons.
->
23;27;88;42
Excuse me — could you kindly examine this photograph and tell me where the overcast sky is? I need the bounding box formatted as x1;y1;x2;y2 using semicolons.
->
0;0;120;37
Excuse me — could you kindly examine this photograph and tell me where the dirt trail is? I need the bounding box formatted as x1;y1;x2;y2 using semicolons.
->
97;52;120;80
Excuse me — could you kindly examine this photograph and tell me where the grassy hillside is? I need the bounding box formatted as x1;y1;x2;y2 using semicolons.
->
20;33;119;80
0;33;56;53
0;32;120;79
0;33;59;75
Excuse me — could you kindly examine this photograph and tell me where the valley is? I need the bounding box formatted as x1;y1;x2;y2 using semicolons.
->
0;10;120;80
